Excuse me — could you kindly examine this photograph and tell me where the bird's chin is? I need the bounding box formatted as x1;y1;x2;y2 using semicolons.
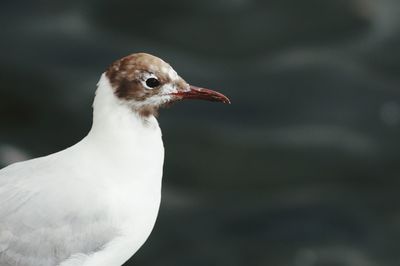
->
143;95;177;111
160;101;177;109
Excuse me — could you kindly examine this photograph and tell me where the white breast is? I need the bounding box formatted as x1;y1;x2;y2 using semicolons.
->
0;74;165;266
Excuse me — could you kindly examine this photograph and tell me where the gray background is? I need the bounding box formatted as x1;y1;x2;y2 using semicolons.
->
1;0;400;265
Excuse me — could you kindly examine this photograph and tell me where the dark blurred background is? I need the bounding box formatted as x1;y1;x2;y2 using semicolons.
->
2;0;400;265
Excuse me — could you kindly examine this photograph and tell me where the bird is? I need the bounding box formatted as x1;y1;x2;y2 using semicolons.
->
0;53;230;266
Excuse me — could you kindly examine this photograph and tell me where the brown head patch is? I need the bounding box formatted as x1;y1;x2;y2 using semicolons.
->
106;53;176;101
105;53;191;117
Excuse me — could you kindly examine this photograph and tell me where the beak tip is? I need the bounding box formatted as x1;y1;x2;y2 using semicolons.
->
220;95;231;104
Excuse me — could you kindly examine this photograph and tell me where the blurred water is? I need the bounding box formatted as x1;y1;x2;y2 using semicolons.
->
1;0;400;265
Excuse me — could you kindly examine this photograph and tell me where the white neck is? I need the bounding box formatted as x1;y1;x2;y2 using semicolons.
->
90;73;160;136
65;77;165;266
78;74;164;180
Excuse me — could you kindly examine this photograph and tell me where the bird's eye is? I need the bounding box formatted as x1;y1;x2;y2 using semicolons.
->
145;78;160;88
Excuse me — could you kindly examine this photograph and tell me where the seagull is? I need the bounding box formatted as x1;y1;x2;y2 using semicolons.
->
0;53;230;266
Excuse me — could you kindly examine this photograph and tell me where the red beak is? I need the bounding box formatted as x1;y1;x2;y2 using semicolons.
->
172;85;231;104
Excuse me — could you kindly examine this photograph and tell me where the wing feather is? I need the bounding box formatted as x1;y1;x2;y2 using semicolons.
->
0;159;118;266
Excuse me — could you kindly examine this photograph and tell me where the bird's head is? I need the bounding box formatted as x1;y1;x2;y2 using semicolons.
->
105;53;230;116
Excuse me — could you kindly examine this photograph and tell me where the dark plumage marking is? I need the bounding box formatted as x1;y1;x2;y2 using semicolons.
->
105;53;179;117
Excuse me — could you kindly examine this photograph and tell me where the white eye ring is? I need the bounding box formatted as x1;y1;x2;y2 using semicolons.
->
141;73;160;90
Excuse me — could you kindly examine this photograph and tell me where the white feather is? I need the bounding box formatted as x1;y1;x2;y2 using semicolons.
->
0;74;164;266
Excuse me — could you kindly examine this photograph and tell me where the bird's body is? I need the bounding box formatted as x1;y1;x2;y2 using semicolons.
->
0;75;164;266
0;53;229;266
